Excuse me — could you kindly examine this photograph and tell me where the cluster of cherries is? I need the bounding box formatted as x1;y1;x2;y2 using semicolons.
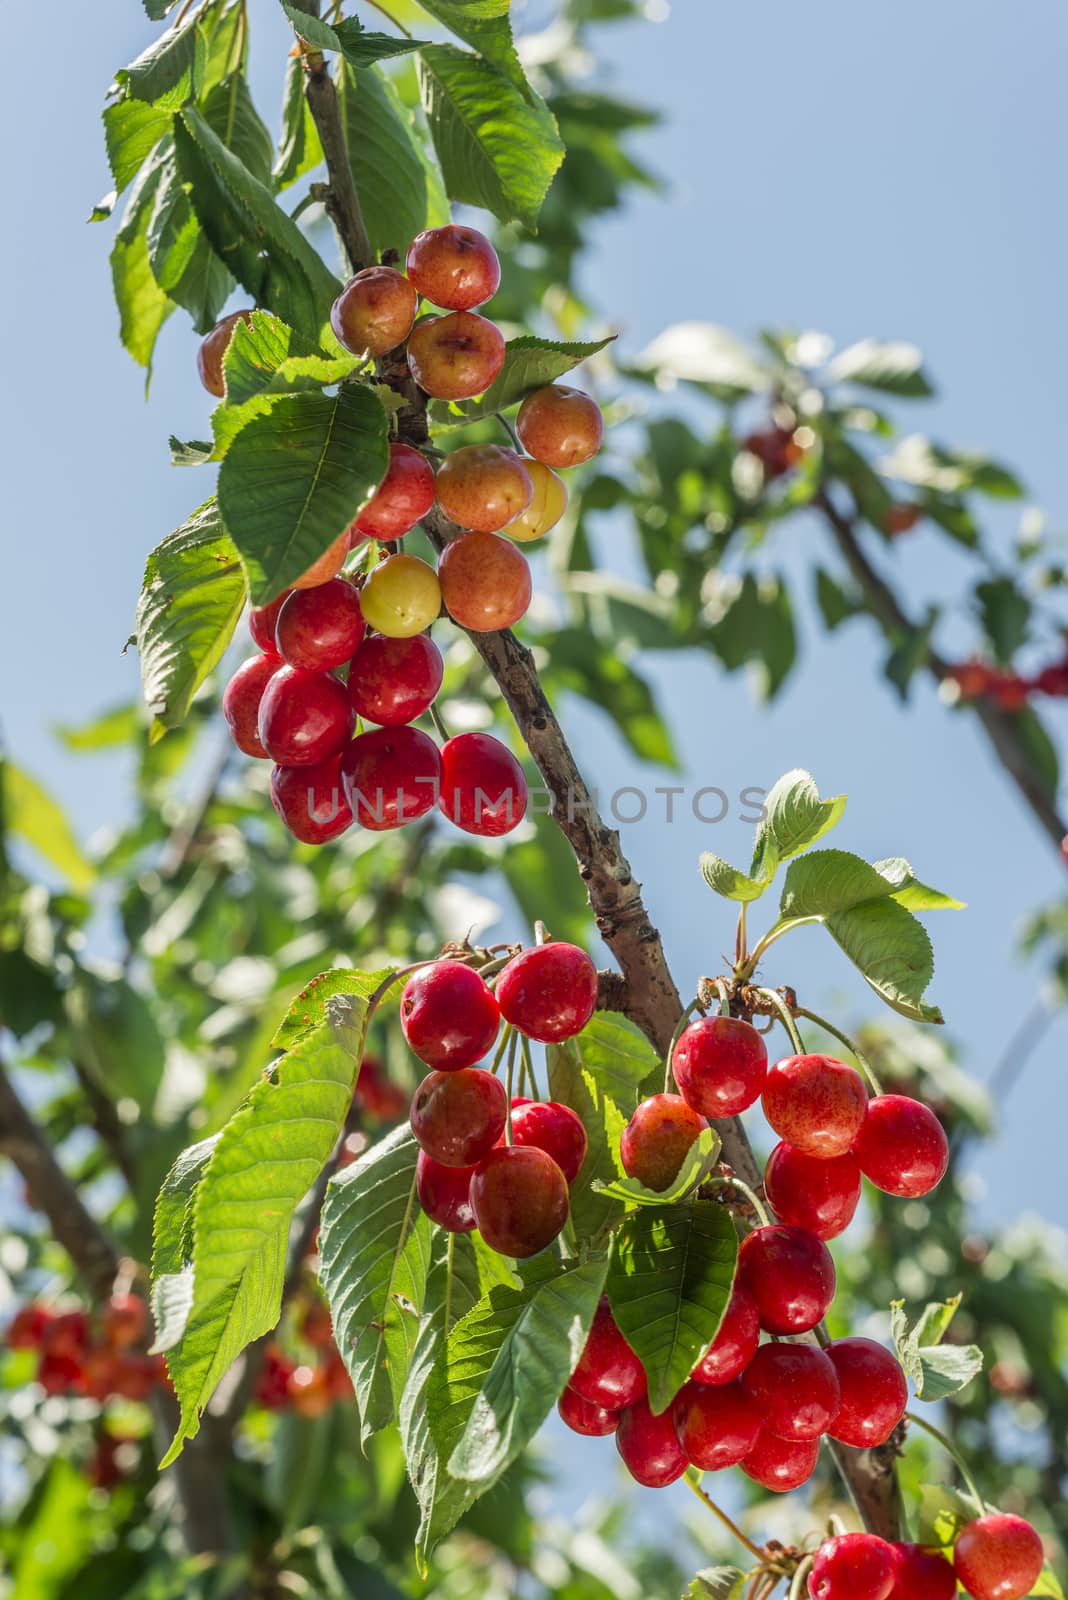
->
948;649;1068;714
400;944;598;1258
253;1295;353;1418
6;1292;166;1403
807;1520;1046;1600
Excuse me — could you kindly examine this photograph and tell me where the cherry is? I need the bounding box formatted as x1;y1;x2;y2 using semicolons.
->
359;553;442;638
950;660;996;701
671;1015;768;1117
293;530;350;590
416;1150;477;1233
741;1428;819;1492
508;460;568;542
288;1362;332;1418
400;959;500;1070
249;589;293;652
257;665;354;767
410;1067;506;1167
38;1350;85;1395
255;1345;297;1409
298;1299;334;1349
101;1293;149;1352
953;1514;1045;1600
469;1145;570;1257
557;1384;619;1437
407;311;506;401
989;673;1029;712
341;725;442;830
351;442;436;541
406;224;501;310
271;755;353;843
353;1056;408;1123
691;1281;760;1385
743;427;805;479
854;1095;949;1198
620;1094;707;1192
197;308;253;397
737;1224;836;1336
808;1534;896;1600
438;731;528;836
111;1353;160;1401
615;1396;688;1488
742;1342;840;1440
764;1141;861;1240
510;1100;588;1184
330;266;418;357
42;1309;89;1358
436;444;533;534
223;653;281;758
761;1053;868;1159
882;503;922;536
438;531;532;632
825;1337;907;1448
674;1378;761;1470
347;632;443;726
275;578;365;672
888;1544;957;1600
569;1296;647;1410
495;942;599;1043
516;385;604;468
7;1304;52;1349
1035;659;1068;696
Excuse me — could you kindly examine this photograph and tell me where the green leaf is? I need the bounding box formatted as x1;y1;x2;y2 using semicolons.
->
418;44;563;230
699;853;770;904
976;576;1031;664
103;97;173;193
1;762;95;893
815;566;863;631
111;158;175;372
780;849;902;918
606;1199;738;1413
546;1035;628;1244
633;322;767;399
201;72;275;188
220;309;360;406
683;1569;748;1600
1010;707;1059;800
54;703;142;752
566;1011;660;1104
134;498;246;740
416;0;529;90
915;1482;987;1551
274;54;323;190
116;18;198;106
544;626;678;768
824;898;942;1023
216;385;389;604
828;338;934;397
892;1296;984;1402
749;768;846;883
872;858;966;911
281;4;428;66
271;967;393;1050
593;1126;721;1206
150;1136;218;1353
432;334;615;426
337;62;449;259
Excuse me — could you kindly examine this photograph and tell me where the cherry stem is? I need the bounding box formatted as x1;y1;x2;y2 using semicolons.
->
736;916;822;981
428;700;450;743
489;1024;514;1077
495;410;521;450
519;1034;537;1099
788;1556;814;1600
792;1006;883;1094
712;977;733;1018
664;997;703;1092
906;1410;984;1506
683;1472;767;1565
754;986;805;1055
735;901;749;966
706;1174;771;1228
504;1029;519;1141
534;920;550;945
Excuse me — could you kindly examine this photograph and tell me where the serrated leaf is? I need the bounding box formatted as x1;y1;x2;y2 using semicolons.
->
103;98;173;193
116;18;198;107
169;436;214;465
892;1296;984;1402
201;72;275;188
337;62;449;259
606;1199;738;1414
682;1568;748;1600
416;0;528;91
546;1037;628;1244
274;54;323;190
699;853;770;903
217;385;389;604
873;858;966;911
280;3;428;66
111;157;175;373
565;1011;660;1103
916;1482;987;1551
593;1126;721;1206
823;897;943;1023
220;309;359;406
1;763;95;893
432;335;615;426
780;849;900;918
828;338;934;398
749;769;846;883
273;968;394;1050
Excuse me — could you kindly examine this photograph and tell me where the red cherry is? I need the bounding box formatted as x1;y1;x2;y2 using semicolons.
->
620;1094;708;1192
469;1145;570;1258
742;1342;840;1440
737;1224;836;1335
888;1544;957;1600
270;755;353;844
407;311;506;401
330;266;417;357
674;1378;761;1470
761;1053;869;1159
765;1142;861;1239
37;1350;85;1395
615;1396;688;1488
569;1297;647;1410
690;1281;760;1385
352;442;437;541
410;1068;506;1167
671;1015;768;1117
353;1056;408;1123
249;589;293;652
495;942;599;1044
111;1353;159;1401
101;1293;149;1352
438;732;528;837
740;1428;820;1492
557;1384;619;1437
298;1299;334;1349
197;308;253;397
406;224;501;311
416;1150;477;1233
41;1310;90;1358
510;1100;588;1184
287;1362;332;1418
854;1095;949;1198
953;1514;1045;1600
275;579;365;672
340;725;442;829
1035;661;1068;696
223;653;281;758
257;665;354;767
825;1337;907;1449
7;1304;53;1349
808;1534;896;1600
346;632;443;727
400;959;501;1070
255;1345;297;1409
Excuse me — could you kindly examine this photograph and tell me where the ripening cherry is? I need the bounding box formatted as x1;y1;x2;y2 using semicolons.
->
507;460;568;542
690;1281;760;1385
761;1053;869;1159
293;531;351;590
469;1145;570;1257
197;308;253;397
511;1100;588;1184
615;1396;688;1488
674;1378;762;1470
438;531;532;632
516;385;604;469
410;1067;507;1167
953;1514;1045;1600
737;1223;836;1336
416;1150;477;1233
438;731;528;836
671;1015;768;1117
330;266;418;357
406;224;501;310
351;442;437;542
37;1350;85;1395
249;590;292;652
620;1094;707;1192
882;502;922;536
275;579;365;672
222;653;281;758
826;1337;907;1449
359;553;442;638
7;1304;53;1350
40;1309;89;1358
347;632;443;726
808;1534;896;1600
764;1141;862;1240
400;959;500;1070
287;1362;333;1419
741;1342;840;1440
257;665;354;767
436;445;533;534
570;1297;646;1410
101;1293;149;1352
255;1345;297;1409
740;1428;820;1493
496;942;599;1043
341;725;442;830
888;1544;957;1600
854;1095;950;1198
408;311;506;401
271;755;352;844
557;1384;619;1437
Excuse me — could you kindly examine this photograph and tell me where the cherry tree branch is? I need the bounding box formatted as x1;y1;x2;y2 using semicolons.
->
292;0;373;274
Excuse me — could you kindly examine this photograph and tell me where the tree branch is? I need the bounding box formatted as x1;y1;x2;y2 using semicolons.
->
291;0;372;275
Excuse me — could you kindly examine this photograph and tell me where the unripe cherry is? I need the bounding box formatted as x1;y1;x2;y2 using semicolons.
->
888;1543;957;1600
953;1514;1045;1600
737;1223;836;1335
469;1145;570;1258
672;1015;768;1116
741;1342;840;1440
293;531;350;589
569;1296;646;1410
764;1141;861;1240
438;731;527;836
854;1094;949;1198
674;1378;761;1470
510;1100;588;1184
360;554;442;638
615;1396;688;1488
410;1067;506;1167
438;531;532;632
557;1384;619;1436
808;1534;895;1600
347;632;443;726
516;385;604;468
270;755;353;844
436;444;533;533
341;725;442;830
400;959;500;1071
690;1281;760;1384
416;1151;477;1233
825;1337;907;1449
620;1094;707;1192
406;224;501;310
740;1428;819;1492
352;441;436;541
507;460;568;542
408;312;506;400
761;1053;868;1158
257;665;354;767
197;308;253;397
330;266;417;357
275;578;365;672
223;653;281;758
495;942;599;1043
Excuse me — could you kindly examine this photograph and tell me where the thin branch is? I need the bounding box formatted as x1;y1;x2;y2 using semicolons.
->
289;0;373;274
